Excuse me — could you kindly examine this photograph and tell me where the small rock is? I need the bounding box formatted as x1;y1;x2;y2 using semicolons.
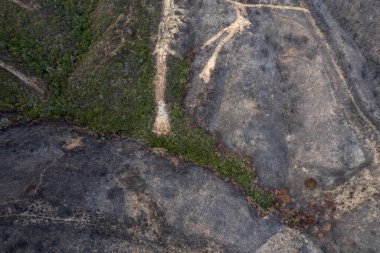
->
63;137;84;150
320;223;332;234
275;189;292;205
0;117;11;129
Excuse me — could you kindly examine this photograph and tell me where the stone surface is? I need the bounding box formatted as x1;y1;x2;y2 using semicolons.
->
321;201;380;253
184;0;379;198
306;0;380;135
0;121;319;252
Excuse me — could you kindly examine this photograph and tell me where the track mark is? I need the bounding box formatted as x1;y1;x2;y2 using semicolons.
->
0;60;46;95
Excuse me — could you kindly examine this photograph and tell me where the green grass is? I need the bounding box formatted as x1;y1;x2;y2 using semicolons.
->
55;0;158;136
0;0;273;209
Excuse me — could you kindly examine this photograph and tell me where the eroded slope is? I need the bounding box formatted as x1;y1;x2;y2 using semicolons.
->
0;121;320;252
185;0;377;194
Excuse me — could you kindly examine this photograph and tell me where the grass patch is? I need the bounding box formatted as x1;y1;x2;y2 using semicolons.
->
55;0;159;136
0;0;96;98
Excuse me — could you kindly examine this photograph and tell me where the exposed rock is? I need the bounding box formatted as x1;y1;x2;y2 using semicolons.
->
184;0;379;198
180;1;380;251
306;0;380;138
9;0;40;12
321;0;380;76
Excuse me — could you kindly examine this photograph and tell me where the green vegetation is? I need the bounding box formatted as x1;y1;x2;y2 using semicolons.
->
0;0;272;208
0;69;42;116
0;0;96;98
59;0;158;135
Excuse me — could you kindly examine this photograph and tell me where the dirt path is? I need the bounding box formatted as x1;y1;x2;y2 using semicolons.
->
9;0;40;11
0;60;46;95
152;0;183;136
0;121;321;252
200;0;310;83
226;0;310;12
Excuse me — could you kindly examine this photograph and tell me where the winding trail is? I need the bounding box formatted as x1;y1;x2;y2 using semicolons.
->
199;5;251;83
200;0;310;83
0;60;46;95
9;0;40;11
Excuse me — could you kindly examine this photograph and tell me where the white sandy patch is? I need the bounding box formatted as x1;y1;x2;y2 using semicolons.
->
200;0;310;84
152;0;183;135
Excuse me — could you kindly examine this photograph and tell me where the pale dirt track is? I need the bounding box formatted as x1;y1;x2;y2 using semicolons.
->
153;0;312;135
9;0;40;11
0;60;46;95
